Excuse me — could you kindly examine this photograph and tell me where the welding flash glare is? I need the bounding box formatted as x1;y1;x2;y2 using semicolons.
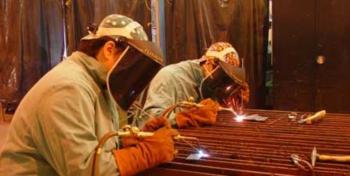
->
235;115;245;122
198;150;209;157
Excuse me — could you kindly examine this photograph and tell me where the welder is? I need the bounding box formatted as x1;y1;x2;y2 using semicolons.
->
142;42;250;129
0;14;178;176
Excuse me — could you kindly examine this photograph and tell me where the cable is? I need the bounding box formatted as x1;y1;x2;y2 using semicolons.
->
92;131;120;176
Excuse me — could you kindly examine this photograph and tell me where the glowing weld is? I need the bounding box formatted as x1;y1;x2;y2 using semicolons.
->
235;115;245;122
198;150;210;157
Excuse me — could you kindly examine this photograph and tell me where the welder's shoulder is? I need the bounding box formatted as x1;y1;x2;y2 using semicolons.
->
157;60;195;78
12;60;96;126
33;60;98;99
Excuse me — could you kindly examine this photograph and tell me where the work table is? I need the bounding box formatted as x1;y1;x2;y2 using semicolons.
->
143;109;350;176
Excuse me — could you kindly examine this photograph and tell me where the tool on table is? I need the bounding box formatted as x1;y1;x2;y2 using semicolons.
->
180;101;242;115
242;114;268;122
290;154;313;172
287;112;298;121
234;114;268;122
298;110;326;124
311;147;350;167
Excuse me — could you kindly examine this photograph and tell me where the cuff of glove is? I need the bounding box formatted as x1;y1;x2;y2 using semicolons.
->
113;148;144;176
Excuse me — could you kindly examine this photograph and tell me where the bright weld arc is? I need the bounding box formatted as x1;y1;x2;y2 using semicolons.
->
180;138;208;156
225;95;246;122
198;150;210;157
180;138;210;158
231;107;246;122
235;114;245;122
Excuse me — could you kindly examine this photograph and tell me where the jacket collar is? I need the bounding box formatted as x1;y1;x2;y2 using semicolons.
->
69;51;108;88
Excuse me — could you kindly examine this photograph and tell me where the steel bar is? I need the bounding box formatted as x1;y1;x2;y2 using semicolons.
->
142;109;350;175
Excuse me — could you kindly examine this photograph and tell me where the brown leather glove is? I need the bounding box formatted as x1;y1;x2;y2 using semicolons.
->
175;98;220;128
122;117;169;147
120;136;140;147
142;116;169;132
122;116;171;147
113;127;178;176
240;82;250;104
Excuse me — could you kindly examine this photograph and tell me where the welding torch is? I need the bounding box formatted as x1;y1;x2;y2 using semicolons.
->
178;100;236;113
92;125;198;176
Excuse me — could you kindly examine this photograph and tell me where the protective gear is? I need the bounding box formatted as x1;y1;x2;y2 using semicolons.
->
142;42;249;127
142;60;204;126
175;99;220;128
0;52;120;175
82;14;164;110
113;127;178;176
82;14;148;41
121;136;140;147
121;117;169;147
142;116;169;132
205;42;240;66
107;37;163;110
241;82;250;103
200;60;246;107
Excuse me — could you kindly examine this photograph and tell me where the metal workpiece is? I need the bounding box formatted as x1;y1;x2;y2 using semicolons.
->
142;109;350;176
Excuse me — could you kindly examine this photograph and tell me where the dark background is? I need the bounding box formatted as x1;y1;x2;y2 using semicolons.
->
1;0;349;113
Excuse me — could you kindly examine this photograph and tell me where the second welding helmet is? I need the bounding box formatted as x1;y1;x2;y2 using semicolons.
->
199;42;246;106
82;14;163;110
200;60;246;106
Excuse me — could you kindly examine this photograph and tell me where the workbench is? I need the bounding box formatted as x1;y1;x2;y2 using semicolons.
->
143;109;350;176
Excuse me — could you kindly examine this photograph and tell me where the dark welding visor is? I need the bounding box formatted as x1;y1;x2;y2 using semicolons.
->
200;60;246;105
107;37;163;110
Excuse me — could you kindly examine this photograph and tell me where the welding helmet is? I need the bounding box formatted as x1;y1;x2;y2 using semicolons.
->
200;61;246;106
82;14;163;110
199;42;246;106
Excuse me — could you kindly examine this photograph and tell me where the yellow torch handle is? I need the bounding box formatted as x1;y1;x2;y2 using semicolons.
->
305;110;326;124
318;154;350;162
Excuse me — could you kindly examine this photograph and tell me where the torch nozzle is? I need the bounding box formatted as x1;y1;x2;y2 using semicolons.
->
174;135;199;141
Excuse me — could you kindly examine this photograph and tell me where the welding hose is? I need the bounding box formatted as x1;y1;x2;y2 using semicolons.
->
161;104;180;120
92;131;120;176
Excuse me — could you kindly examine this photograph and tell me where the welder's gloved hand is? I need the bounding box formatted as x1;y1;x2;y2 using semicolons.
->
120;135;140;147
113;127;178;176
142;116;170;132
175;98;220;128
240;82;250;104
122;117;171;147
